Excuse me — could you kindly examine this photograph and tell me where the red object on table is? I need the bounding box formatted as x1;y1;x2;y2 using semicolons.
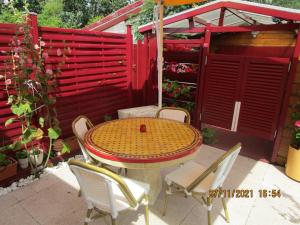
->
140;124;147;133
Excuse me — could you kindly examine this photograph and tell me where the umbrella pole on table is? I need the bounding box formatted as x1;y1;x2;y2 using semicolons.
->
157;0;164;108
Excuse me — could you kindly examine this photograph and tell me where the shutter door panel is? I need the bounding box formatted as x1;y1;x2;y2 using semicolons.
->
237;57;289;140
202;54;243;129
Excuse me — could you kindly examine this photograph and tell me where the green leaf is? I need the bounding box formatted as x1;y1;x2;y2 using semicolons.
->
20;103;32;114
13;141;22;151
11;104;23;116
5;118;15;127
39;117;45;128
11;102;32;116
22;127;33;143
3;141;22;151
48;127;61;140
0;153;6;161
31;128;44;140
61;142;71;154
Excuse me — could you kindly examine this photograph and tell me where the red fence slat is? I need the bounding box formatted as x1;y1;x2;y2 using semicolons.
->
0;20;132;144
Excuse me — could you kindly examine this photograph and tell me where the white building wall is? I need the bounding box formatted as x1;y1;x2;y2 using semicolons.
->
104;21;127;34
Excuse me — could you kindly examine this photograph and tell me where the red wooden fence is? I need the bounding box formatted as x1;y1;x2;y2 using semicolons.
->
0;15;133;144
0;24;22;145
131;35;157;107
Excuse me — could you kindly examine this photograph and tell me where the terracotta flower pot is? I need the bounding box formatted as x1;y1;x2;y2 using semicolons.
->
285;145;300;182
0;157;17;182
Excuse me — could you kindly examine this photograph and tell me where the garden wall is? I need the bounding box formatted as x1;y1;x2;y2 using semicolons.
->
212;30;299;165
0;15;133;146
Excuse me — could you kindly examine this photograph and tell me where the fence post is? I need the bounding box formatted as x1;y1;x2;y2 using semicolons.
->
126;25;133;107
272;25;300;163
27;12;39;45
195;26;210;129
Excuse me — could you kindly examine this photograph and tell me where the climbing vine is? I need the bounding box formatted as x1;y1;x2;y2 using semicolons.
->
1;14;69;171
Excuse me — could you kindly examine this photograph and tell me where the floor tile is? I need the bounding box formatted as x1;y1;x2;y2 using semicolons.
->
0;204;40;225
0;193;18;212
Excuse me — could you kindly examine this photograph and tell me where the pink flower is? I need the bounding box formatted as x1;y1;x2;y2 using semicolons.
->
13;53;19;58
5;79;11;85
295;120;300;128
46;69;53;75
34;44;39;50
40;41;46;47
56;49;62;56
27;58;33;64
13;47;19;53
17;40;21;46
18;27;24;33
42;52;49;59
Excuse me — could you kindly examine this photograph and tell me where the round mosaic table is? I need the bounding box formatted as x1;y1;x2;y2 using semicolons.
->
84;117;202;204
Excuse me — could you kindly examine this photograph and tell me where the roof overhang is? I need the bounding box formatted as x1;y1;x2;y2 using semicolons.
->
139;0;300;34
84;0;144;31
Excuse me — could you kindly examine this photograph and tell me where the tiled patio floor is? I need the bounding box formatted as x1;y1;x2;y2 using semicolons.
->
1;145;300;225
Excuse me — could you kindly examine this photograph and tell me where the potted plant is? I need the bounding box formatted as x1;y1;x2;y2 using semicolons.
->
30;148;44;167
201;128;217;144
286;120;300;181
0;152;17;182
16;151;29;169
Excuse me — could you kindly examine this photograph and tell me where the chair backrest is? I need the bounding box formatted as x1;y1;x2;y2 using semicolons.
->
156;107;191;124
69;160;137;218
72;115;94;162
187;143;241;192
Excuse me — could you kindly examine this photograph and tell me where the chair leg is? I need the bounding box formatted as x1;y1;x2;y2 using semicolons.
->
78;189;81;197
84;208;93;225
163;184;172;216
221;197;230;223
145;195;149;225
117;168;122;175
111;216;117;225
207;197;212;225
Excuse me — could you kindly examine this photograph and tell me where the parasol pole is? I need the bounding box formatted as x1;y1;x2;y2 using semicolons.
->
155;0;207;108
157;0;164;108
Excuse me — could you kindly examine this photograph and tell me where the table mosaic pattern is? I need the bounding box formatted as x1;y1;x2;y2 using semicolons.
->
85;118;202;163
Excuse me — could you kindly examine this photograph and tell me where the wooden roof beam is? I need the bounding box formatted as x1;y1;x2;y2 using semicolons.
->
193;17;208;26
227;8;258;25
189;18;195;29
164;27;206;34
219;7;226;26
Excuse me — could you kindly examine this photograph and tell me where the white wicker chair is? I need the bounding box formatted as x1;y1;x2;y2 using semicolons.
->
69;160;150;225
72;115;95;163
72;115;126;175
156;107;191;124
163;143;242;225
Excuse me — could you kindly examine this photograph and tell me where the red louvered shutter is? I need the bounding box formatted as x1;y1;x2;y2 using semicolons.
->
202;54;243;129
237;57;290;140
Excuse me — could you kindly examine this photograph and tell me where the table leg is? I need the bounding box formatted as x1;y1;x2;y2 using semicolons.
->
127;168;162;205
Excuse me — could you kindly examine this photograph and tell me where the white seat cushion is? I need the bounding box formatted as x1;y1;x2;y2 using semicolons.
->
158;109;187;123
93;176;150;213
165;161;215;193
